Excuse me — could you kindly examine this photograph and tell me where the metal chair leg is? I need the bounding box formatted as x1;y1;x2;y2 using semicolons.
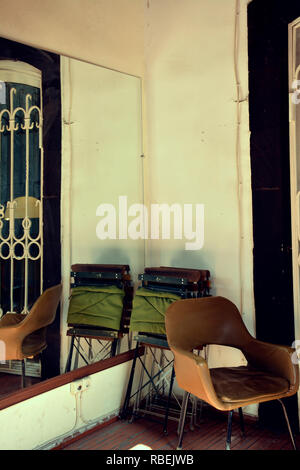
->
278;399;297;450
238;407;245;437
189;396;196;431
197;399;204;425
163;365;175;434
177;391;190;450
110;338;118;357
225;410;234;450
65;335;75;373
130;348;146;424
21;359;26;388
120;341;140;420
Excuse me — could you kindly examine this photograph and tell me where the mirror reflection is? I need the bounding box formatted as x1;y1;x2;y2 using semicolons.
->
0;36;144;400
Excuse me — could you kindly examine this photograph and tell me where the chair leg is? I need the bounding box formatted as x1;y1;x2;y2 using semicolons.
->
225;410;234;450
177;391;190;450
65;335;75;373
238;407;245;437
278;399;297;450
120;341;140;420
110;338;118;357
163;365;175;435
21;359;26;388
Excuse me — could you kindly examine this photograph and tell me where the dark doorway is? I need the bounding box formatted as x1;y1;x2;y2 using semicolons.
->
248;0;300;432
0;37;61;379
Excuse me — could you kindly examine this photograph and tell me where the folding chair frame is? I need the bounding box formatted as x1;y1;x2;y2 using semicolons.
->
65;264;133;372
121;266;211;434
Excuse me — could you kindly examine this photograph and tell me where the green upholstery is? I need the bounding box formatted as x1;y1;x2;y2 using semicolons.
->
67;285;125;330
129;287;181;335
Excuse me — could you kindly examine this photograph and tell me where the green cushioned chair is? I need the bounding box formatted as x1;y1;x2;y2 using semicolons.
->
129;287;181;335
67;285;125;331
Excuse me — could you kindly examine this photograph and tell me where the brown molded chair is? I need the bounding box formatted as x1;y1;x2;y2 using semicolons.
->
0;284;62;387
165;296;299;450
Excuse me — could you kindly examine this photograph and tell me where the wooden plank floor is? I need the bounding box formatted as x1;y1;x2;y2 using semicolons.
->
61;408;300;451
0;372;40;399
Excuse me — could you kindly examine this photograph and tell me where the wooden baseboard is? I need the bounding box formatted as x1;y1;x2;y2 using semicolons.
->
51;415;119;450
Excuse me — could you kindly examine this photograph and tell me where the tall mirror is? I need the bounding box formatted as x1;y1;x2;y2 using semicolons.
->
0;37;144;401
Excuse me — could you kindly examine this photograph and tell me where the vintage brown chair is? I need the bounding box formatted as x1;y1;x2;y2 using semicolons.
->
0;284;62;387
165;296;299;450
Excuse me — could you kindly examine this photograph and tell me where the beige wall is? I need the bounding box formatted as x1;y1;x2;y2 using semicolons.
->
0;360;139;450
0;0;144;76
60;57;144;366
143;0;255;373
0;0;259;423
0;0;255;337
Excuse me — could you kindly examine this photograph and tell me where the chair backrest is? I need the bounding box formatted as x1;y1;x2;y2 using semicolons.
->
21;284;62;333
165;296;253;351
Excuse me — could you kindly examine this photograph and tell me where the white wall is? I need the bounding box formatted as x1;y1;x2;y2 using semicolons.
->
60;57;144;368
143;0;255;361
0;360;139;450
59;0;256;409
141;2;256;417
0;0;256;372
0;0;144;77
0;0;261;438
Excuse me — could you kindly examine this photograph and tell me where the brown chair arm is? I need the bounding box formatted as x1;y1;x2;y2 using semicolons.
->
243;339;299;390
171;347;225;410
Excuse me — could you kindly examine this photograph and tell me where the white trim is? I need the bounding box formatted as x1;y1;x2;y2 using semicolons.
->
288;17;300;429
0;60;41;88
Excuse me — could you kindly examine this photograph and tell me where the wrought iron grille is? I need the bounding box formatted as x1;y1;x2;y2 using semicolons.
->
0;64;43;377
0;84;43;317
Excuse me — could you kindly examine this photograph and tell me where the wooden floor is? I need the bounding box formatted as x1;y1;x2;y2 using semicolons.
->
0;373;298;451
0;372;41;399
61;407;300;451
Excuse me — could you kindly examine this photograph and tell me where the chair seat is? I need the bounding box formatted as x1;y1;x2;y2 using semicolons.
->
210;366;290;404
22;331;47;356
0;313;47;357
